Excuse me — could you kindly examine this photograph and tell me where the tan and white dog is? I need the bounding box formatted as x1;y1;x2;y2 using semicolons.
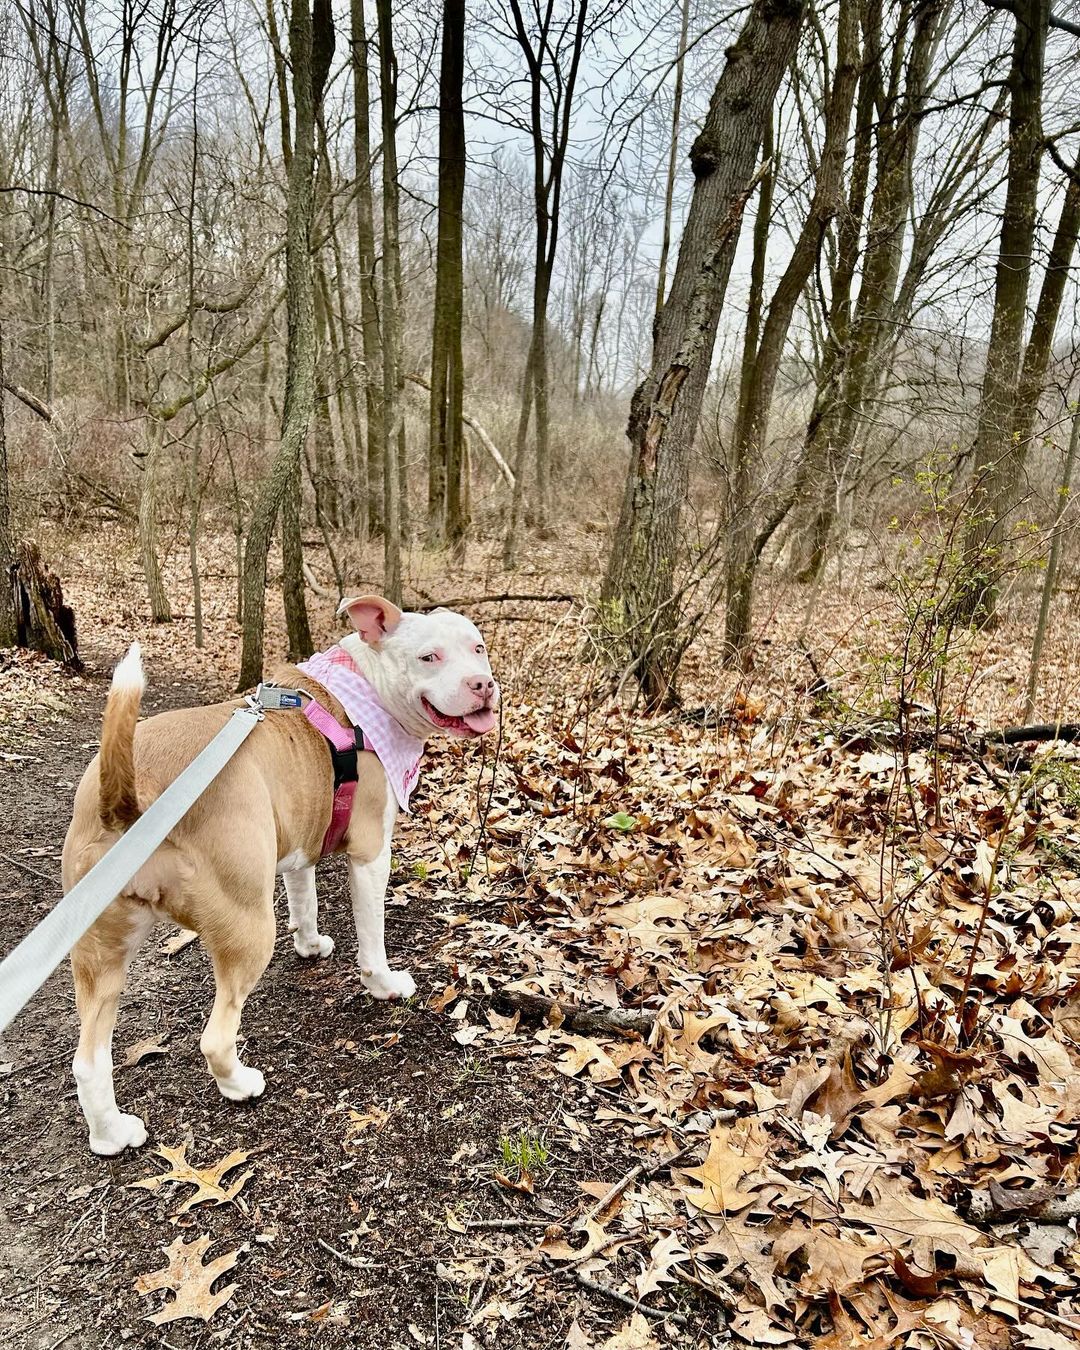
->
62;595;498;1155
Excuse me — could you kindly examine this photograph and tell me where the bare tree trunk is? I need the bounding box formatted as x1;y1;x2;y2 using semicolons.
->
958;0;1049;621
282;463;312;658
655;0;692;318
501;0;589;558
0;313;15;647
138;422;172;623
376;0;403;604
796;0;945;580
1008;156;1080;451
351;0;385;536
601;0;804;708
238;0;333;689
428;0;467;558
723;0;858;663
1025;393;1080;721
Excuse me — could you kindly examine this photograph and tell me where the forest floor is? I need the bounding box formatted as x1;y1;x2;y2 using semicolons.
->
2;526;1080;1350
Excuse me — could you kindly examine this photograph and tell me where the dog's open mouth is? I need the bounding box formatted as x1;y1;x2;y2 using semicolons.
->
421;696;496;736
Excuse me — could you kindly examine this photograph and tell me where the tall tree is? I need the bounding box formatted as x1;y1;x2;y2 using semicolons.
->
0;314;15;648
376;0;404;604
958;0;1049;619
351;0;385;537
428;0;468;556
723;0;860;663
238;0;333;689
601;0;804;708
501;0;596;564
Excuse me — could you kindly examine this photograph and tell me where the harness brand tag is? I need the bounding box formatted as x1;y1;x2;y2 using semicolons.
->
254;683;305;710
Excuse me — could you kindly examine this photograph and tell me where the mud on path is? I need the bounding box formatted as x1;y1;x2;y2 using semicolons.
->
0;658;644;1350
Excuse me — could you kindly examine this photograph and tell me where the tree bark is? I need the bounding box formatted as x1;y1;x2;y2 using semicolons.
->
238;0;333;690
958;0;1049;621
600;0;804;708
795;0;945;581
376;0;403;604
138;423;173;623
1025;394;1080;721
428;0;468;557
351;0;385;536
723;0;859;663
0;313;15;648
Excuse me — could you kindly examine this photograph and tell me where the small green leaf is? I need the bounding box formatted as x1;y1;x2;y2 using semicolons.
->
603;812;637;833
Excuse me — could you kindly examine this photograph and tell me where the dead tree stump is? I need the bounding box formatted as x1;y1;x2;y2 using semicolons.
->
11;540;81;669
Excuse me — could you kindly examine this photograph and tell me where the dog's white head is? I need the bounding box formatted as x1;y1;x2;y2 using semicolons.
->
337;595;500;741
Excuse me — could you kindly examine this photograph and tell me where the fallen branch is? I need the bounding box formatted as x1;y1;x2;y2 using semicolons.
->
982;724;1080;746
493;988;656;1040
3;378;54;423
573;1271;685;1326
302;559;333;598
411;592;577;611
464;1217;550;1231
961;1183;1080;1224
577;1143;700;1227
404;372;515;487
316;1238;381;1270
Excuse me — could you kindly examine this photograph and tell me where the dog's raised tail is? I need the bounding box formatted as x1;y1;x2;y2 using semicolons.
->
99;643;145;832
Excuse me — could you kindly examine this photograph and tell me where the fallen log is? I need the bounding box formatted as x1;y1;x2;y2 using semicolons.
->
493;987;656;1040
961;1182;1080;1225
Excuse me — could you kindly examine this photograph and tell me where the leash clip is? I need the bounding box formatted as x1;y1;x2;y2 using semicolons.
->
244;691;268;720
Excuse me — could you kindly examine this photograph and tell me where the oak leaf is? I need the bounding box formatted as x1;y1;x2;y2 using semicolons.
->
678;1119;769;1216
599;1315;659;1349
133;1233;240;1325
131;1143;254;1214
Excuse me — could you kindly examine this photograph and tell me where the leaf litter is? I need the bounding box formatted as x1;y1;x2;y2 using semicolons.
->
9;532;1080;1344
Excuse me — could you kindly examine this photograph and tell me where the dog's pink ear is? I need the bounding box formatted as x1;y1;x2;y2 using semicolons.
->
338;594;403;644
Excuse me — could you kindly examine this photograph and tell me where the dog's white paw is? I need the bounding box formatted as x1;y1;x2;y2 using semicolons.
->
216;1064;266;1102
294;931;335;958
362;967;416;1001
89;1111;148;1156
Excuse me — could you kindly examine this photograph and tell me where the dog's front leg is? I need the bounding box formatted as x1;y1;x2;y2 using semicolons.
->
283;865;335;958
348;800;415;1000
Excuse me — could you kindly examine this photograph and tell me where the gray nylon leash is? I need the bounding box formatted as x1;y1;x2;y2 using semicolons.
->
0;702;264;1035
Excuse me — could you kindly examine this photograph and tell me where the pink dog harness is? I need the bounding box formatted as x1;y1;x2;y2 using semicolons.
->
297;645;424;856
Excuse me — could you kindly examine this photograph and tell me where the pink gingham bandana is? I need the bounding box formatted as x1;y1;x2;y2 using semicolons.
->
297;645;423;812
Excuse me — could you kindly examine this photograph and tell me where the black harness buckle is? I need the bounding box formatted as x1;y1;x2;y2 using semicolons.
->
329;725;366;789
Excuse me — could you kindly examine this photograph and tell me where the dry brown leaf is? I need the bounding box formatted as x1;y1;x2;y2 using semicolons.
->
123;1035;168;1068
598;1314;660;1349
133;1233;240;1325
773;1225;882;1296
678;1119;769;1216
131;1143;254;1214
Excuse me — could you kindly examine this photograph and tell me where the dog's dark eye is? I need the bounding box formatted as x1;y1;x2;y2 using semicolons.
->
475;644;485;654
419;653;438;663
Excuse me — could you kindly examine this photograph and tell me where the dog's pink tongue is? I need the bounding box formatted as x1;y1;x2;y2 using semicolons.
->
463;707;496;734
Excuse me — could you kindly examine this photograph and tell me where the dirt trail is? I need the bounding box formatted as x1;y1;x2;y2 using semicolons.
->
0;661;627;1350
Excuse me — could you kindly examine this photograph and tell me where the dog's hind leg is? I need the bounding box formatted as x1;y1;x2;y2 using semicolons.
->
283;865;334;958
71;897;156;1155
198;887;276;1102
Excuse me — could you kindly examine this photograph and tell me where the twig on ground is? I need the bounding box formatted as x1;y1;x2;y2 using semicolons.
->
465;1217;551;1231
578;1143;700;1226
573;1271;685;1326
316;1238;381;1270
0;849;58;886
493;987;656;1040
